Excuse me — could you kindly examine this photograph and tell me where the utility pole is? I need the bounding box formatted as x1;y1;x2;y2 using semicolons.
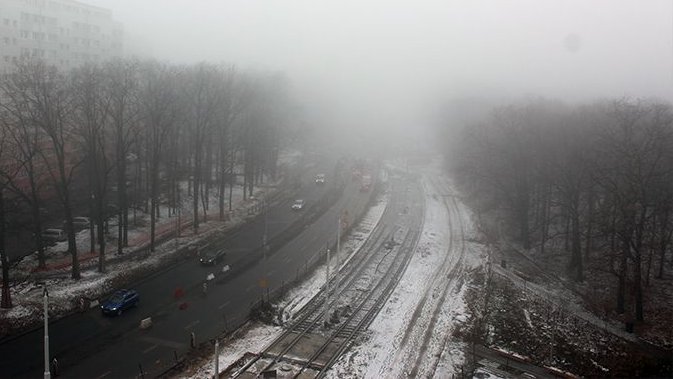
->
263;195;268;255
336;216;341;272
323;247;330;327
213;339;219;379
43;287;50;379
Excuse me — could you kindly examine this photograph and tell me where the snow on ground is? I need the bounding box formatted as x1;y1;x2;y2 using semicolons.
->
182;190;390;379
1;174;280;334
492;263;639;343
327;162;485;378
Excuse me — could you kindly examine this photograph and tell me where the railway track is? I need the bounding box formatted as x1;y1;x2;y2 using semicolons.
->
226;175;425;378
382;176;467;378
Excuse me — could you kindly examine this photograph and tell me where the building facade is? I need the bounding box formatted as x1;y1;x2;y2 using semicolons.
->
0;0;123;74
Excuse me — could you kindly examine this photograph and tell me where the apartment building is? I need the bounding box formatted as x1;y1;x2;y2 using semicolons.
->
0;0;123;74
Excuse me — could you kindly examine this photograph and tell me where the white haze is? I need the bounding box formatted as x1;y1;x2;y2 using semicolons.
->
87;0;673;147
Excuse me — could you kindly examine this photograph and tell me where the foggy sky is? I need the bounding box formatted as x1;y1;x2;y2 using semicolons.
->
86;0;673;142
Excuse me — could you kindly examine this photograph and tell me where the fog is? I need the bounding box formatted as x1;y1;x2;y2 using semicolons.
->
88;0;673;148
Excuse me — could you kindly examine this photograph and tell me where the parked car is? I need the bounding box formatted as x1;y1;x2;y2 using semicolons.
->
200;250;226;266
64;216;90;231
100;289;139;316
315;173;326;184
291;199;305;210
41;229;67;245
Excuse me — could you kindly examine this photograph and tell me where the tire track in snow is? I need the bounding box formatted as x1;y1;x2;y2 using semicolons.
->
381;176;467;378
406;178;467;378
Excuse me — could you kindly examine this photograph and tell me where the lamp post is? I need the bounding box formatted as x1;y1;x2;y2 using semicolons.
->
213;339;219;379
323;247;331;327
43;286;50;379
262;194;268;255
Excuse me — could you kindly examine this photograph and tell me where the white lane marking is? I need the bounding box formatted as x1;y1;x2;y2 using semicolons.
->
142;344;158;354
283;256;292;264
218;301;231;310
96;371;111;378
184;319;200;330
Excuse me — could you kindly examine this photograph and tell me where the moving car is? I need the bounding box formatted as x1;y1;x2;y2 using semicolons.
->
101;289;139;316
291;199;305;210
315;173;326;184
200;249;226;265
41;229;67;245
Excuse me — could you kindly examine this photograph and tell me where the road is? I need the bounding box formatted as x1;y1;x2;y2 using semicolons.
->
0;157;376;378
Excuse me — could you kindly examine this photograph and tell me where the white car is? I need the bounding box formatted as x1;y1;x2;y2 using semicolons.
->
291;199;305;210
315;174;326;184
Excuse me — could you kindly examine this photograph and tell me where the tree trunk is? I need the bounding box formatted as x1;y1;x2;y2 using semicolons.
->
584;187;594;261
568;208;583;282
0;189;12;308
657;206;670;279
634;248;644;322
616;234;628;314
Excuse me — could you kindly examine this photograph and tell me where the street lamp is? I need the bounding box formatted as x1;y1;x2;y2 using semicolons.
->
262;194;268;254
43;286;50;379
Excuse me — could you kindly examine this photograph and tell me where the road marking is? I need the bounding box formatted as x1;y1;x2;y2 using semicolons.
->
218;301;231;310
142;344;158;354
283;256;292;264
139;336;185;350
96;371;111;378
184;319;200;330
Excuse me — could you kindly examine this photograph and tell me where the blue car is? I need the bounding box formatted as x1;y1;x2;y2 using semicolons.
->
100;289;139;316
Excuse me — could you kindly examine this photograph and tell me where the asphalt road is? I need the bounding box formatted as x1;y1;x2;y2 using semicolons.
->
0;157;375;378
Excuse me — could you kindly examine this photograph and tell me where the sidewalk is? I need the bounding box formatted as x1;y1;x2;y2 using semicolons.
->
29;186;279;275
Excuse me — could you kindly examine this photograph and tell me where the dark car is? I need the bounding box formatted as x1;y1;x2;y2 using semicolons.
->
101;289;139;316
64;216;90;231
200;250;226;266
41;229;67;245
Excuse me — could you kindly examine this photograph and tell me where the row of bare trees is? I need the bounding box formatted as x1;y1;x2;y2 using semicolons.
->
0;58;291;308
449;98;673;323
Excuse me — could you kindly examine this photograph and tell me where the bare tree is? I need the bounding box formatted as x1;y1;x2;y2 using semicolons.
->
13;59;81;279
182;64;222;231
105;59;141;254
71;63;113;272
0;72;51;269
139;62;180;251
